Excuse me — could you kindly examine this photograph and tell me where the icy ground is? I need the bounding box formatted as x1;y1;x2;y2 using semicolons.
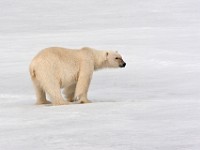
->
0;0;200;150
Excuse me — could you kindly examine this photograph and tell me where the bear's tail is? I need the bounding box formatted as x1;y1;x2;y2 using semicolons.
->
29;63;36;78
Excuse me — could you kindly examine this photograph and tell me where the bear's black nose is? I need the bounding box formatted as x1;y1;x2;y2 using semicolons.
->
120;62;126;67
123;63;126;67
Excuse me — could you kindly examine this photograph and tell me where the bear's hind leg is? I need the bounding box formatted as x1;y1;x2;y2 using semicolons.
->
32;79;51;105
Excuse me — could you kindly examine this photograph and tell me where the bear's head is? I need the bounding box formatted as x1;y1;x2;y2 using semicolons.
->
105;51;126;68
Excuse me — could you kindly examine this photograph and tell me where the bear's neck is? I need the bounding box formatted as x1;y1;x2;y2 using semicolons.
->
93;50;108;71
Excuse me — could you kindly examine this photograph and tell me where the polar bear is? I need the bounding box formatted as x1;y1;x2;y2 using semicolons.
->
29;47;126;105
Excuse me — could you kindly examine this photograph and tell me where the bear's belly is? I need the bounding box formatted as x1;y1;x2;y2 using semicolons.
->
60;73;78;88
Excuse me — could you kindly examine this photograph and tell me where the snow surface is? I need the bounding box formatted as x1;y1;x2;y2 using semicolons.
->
0;0;200;150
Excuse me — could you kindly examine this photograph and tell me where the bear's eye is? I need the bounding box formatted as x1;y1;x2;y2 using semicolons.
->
115;57;119;60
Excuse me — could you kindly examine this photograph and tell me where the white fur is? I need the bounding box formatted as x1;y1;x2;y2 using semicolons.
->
29;47;125;105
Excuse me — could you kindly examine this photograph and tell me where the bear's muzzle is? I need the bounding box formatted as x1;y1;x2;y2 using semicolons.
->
120;62;126;68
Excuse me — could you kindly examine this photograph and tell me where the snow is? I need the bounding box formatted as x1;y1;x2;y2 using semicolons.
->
0;0;200;150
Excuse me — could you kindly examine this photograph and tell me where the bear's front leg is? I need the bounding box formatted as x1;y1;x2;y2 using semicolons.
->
63;84;76;102
74;67;93;104
75;96;92;104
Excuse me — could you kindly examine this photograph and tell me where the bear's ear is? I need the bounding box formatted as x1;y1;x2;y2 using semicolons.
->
115;51;118;53
105;52;109;60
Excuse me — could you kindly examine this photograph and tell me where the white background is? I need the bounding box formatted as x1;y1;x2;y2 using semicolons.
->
0;0;200;150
